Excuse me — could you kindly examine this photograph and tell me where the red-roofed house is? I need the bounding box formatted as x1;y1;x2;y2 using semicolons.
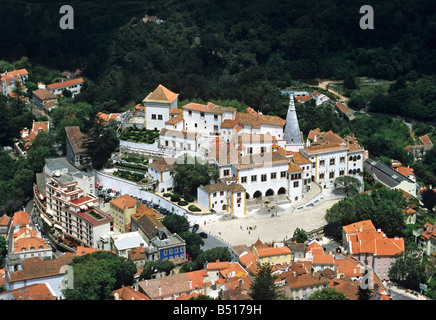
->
0;283;57;300
283;272;330;300
20;120;50;150
31;88;58;112
418;134;433;151
342;220;404;280
11;211;31;233
109;195;138;232
1;69;28;96
96;112;121;125
253;245;292;265
46;77;84;96
415;222;436;255
0;214;11;239
312;254;335;272
110;286;150;300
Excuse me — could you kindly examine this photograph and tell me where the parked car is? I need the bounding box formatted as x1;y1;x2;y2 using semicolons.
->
199;232;208;239
98;186;103;191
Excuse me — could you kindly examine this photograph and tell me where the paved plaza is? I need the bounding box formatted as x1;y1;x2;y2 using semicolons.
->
199;188;344;246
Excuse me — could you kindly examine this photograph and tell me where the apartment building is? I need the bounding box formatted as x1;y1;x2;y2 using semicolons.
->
34;157;113;248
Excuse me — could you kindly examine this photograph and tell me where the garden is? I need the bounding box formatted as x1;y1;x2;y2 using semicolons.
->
113;169;147;183
163;192;201;212
119;127;159;144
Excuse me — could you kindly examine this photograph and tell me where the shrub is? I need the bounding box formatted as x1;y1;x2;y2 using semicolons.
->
178;200;188;206
188;205;201;212
163;193;172;197
183;197;194;203
170;194;181;202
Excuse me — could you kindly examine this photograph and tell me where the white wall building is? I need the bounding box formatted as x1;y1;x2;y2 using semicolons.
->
148;157;176;193
197;181;246;217
143;84;179;131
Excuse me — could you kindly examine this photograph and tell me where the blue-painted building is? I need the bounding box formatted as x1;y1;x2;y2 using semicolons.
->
152;228;186;260
130;212;186;262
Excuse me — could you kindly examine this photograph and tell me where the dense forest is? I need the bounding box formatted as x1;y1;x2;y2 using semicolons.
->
0;0;435;115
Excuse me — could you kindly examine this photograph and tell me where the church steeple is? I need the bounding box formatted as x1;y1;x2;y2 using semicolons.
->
284;94;303;146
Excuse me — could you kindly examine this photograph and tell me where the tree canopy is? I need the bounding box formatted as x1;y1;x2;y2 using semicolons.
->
324;187;406;239
62;251;137;300
172;154;218;196
249;264;279;300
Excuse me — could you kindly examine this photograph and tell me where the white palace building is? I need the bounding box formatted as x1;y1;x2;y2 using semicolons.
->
141;85;365;217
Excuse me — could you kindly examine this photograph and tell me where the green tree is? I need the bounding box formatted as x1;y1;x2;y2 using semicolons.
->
421;188;436;212
291;228;308;243
343;74;358;90
388;249;427;290
139;260;175;280
249;264;278;300
63;251;136;300
333;176;362;196
172;154;218;196
83;118;119;170
195;247;232;268
179;231;204;262
324;187;406;240
162;214;190;234
308;287;347;300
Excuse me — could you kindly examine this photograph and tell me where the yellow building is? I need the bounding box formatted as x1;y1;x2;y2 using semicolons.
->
253;245;292;265
109;195;138;232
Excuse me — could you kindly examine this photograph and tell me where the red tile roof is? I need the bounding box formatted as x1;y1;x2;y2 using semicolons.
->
144;84;178;103
110;286;150;300
312;254;334;265
256;246;291;258
46;77;84;90
12;211;30;228
32;88;57;100
65;126;87;153
110;194;137;211
343;220;376;234
0;214;11;226
1;283;56;300
419;134;433;146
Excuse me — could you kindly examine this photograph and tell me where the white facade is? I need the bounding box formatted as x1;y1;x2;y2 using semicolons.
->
197;182;246;217
301;145;364;191
146;102;174;131
148;158;176;193
143;85;179;131
234;158;289;199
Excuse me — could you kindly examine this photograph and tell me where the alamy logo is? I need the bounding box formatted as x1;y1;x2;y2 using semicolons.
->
360;265;374;290
60;265;74;290
360;5;374;30
59;5;74;30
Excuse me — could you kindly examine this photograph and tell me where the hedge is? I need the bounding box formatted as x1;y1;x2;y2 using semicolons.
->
188;205;201;212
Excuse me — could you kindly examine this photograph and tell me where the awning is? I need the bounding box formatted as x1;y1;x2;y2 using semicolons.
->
41;215;53;226
46;208;55;216
54;223;63;230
